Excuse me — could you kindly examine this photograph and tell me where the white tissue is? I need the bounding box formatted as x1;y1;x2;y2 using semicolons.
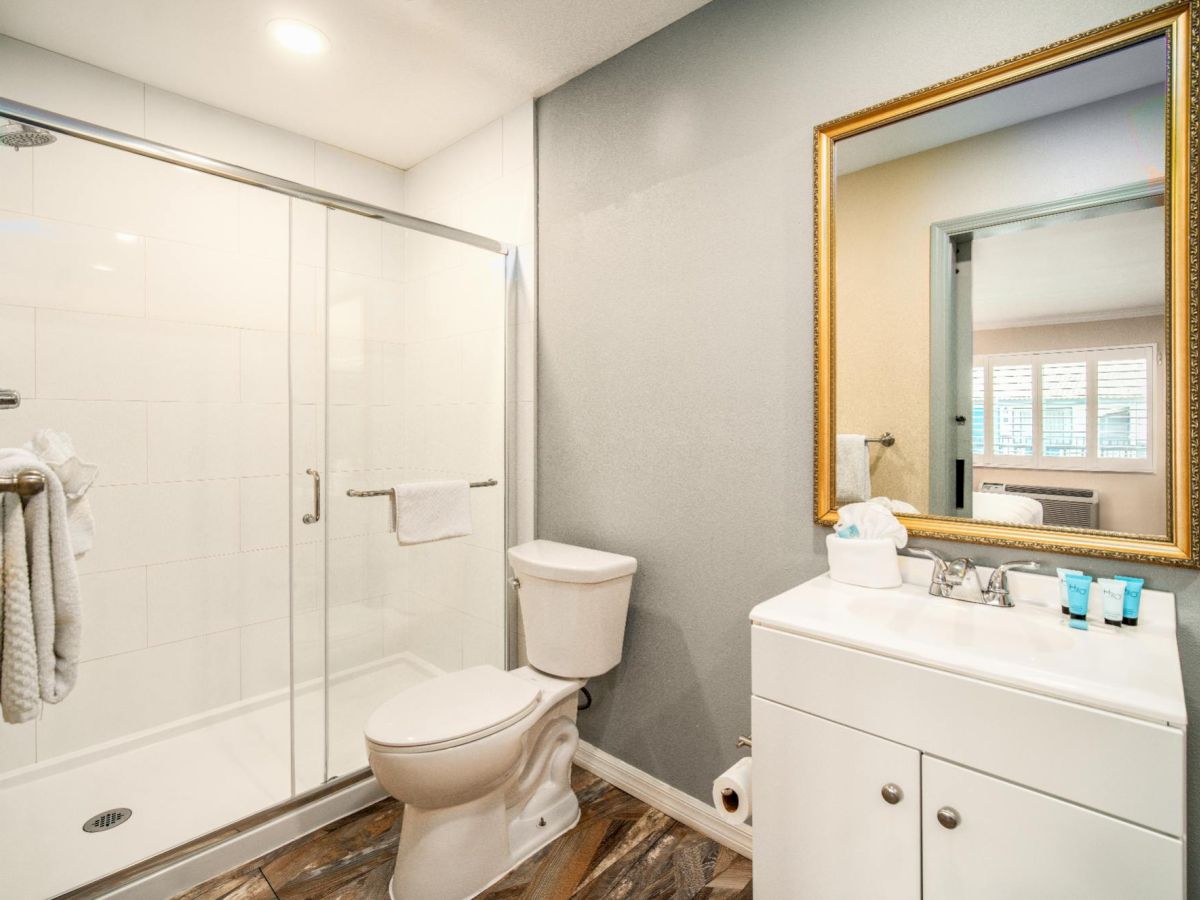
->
23;430;98;558
712;757;752;825
836;501;908;549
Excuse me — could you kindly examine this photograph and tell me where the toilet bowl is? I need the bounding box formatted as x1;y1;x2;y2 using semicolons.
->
365;540;637;900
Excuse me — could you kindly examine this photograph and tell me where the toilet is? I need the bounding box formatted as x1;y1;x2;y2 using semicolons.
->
365;540;637;900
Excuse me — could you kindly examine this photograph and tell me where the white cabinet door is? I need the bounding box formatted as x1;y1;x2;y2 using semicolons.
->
923;756;1183;900
751;697;921;900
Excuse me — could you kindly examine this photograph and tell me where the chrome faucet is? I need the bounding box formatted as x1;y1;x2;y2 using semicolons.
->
905;549;1042;607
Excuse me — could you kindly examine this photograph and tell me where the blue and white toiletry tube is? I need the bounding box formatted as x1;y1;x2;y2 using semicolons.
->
1098;578;1125;627
1065;573;1093;630
1114;575;1145;626
1056;568;1082;615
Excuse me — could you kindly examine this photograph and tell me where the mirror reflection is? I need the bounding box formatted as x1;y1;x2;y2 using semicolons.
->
834;35;1168;536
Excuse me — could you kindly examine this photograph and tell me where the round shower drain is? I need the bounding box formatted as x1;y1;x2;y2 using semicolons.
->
83;807;132;833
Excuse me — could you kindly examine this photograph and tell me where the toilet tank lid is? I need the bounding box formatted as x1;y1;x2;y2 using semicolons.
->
365;666;541;750
508;540;637;583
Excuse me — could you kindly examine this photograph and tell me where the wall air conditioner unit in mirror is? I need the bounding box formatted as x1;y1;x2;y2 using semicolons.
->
979;482;1099;529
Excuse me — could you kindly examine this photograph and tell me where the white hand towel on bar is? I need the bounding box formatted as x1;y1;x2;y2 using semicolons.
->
836;434;871;504
0;449;81;722
392;480;472;545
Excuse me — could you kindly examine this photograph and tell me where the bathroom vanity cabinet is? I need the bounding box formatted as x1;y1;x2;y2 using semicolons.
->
749;565;1187;899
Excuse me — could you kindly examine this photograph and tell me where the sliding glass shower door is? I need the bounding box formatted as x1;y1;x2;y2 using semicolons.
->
294;209;510;783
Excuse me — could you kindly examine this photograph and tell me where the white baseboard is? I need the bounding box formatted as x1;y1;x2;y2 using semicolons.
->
574;741;752;859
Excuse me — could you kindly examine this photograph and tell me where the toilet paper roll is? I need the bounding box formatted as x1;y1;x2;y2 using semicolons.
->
712;757;753;824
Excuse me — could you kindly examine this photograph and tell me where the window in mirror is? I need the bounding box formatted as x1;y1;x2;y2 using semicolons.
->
972;345;1154;472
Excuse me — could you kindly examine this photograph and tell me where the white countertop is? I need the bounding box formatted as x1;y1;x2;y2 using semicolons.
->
750;558;1187;726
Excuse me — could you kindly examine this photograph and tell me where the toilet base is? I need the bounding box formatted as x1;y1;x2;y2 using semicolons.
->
388;801;581;900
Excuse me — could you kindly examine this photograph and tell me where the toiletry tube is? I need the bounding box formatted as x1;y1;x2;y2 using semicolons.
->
1064;573;1093;630
713;757;753;825
1114;576;1145;626
1056;568;1082;615
1098;578;1125;627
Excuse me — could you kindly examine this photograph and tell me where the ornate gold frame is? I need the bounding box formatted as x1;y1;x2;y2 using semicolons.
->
813;2;1199;565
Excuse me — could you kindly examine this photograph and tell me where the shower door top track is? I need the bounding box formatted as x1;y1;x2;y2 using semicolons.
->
0;95;509;255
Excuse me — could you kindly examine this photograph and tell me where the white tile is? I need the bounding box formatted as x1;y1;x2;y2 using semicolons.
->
381;222;406;281
457;167;535;246
239;615;322;698
0;305;35;396
36;309;240;402
0;146;33;214
290;200;327;269
75;484;149;575
382;597;413;657
147;548;289;645
365;531;409;599
408;595;463;674
327;404;370;475
291;263;322;336
78;568;147;661
36;632;241;758
240;331;287;403
465;474;504;551
314;143;405;212
34;137;239;250
144;87;314;185
237;186;289;260
404;119;503;216
367;405;405;471
502;102;536;176
144;479;240;565
0;36;145;135
0;399;147;486
147;239;288;332
513;243;536;325
454;545;504;625
328;210;381;276
147;402;240;482
0;213;146;317
240;475;289;551
462;328;504;406
462;613;505;670
327;535;368;605
238;403;289;477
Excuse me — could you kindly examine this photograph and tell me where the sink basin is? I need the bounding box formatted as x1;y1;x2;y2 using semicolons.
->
750;561;1185;725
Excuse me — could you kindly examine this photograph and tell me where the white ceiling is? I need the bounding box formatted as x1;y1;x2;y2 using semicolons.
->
972;204;1164;329
0;0;712;168
838;37;1167;175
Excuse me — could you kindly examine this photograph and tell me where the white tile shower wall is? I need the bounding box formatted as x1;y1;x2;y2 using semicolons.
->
0;35;406;770
395;102;537;668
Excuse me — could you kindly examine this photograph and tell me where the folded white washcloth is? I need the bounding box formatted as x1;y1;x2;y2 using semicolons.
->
23;430;98;559
869;496;920;515
836;434;870;504
836;500;908;549
392;480;472;546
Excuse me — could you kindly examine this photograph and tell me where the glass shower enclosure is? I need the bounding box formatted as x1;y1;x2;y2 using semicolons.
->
0;108;511;898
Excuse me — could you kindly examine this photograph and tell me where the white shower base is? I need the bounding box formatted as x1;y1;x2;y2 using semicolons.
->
0;652;437;900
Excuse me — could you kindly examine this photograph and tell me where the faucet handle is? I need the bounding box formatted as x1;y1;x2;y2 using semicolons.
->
904;547;946;569
985;560;1042;605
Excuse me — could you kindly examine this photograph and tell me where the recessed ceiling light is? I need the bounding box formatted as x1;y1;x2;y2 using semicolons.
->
92;264;114;272
267;18;329;56
114;232;138;243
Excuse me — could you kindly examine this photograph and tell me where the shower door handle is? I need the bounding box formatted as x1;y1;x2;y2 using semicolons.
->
303;468;321;524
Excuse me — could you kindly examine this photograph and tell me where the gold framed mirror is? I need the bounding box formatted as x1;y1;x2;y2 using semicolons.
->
814;2;1198;565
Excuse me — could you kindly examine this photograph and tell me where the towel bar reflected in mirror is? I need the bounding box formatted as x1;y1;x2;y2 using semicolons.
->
865;433;895;447
347;478;498;498
0;470;46;497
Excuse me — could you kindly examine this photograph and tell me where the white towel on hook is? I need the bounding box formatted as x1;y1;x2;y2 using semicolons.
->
0;489;37;723
0;449;82;721
24;429;98;559
836;434;871;504
392;480;473;546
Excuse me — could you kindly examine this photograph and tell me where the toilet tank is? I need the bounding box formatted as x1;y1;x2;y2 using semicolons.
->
507;540;637;678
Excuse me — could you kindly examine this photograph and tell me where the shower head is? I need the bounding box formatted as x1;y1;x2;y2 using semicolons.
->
0;120;56;150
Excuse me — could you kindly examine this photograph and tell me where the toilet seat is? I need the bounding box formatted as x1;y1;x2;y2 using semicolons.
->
365;665;542;753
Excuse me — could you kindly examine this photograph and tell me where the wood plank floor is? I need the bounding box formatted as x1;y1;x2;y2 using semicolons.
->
175;767;752;900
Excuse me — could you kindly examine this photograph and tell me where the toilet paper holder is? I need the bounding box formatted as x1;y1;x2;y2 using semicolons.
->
735;735;752;749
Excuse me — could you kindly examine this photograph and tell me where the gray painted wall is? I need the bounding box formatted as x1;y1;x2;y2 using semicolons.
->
536;0;1200;882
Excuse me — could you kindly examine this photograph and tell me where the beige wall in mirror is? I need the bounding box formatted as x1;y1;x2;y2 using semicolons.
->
834;35;1169;537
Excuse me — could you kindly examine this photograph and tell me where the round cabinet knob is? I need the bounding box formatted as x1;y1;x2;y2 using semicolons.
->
936;807;961;829
880;783;903;805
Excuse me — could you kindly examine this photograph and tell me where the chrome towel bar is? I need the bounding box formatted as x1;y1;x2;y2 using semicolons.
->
347;478;497;498
0;470;46;497
865;432;895;447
